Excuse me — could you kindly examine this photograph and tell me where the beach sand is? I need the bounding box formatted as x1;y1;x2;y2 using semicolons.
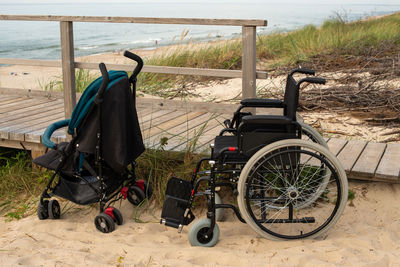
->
0;181;399;266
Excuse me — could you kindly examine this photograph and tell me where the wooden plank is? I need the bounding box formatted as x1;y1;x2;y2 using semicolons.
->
76;62;267;79
0;96;24;105
0;102;64;125
0;99;62;121
139;109;181;128
242;26;257;100
0;15;267;26
142;111;205;139
0;97;34;110
0;139;46;151
145;112;211;147
136;98;237;114
337;140;367;172
3;111;64;141
351;142;386;179
60;21;76;119
375;143;400;181
170;114;225;151
0;98;52;113
0;87;65;99
326;138;348;156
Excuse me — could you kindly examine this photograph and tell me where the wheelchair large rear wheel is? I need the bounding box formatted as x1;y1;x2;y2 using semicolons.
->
237;139;347;240
299;122;328;148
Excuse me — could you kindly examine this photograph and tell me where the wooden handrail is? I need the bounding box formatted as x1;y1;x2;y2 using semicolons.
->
0;14;267;26
0;58;268;79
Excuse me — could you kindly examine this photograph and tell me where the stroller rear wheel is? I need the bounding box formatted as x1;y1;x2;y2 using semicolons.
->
237;139;348;240
127;185;146;206
94;213;115;233
48;199;61;219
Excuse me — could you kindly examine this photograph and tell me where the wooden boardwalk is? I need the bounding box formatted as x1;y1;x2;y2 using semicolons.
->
1;92;399;183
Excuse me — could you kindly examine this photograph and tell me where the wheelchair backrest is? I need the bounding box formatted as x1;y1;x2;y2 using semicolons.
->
237;115;300;157
283;74;299;121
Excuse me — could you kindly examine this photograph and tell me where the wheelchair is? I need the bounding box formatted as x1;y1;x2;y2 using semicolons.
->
160;68;348;246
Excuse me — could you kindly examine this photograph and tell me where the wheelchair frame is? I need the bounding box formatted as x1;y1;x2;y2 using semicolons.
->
160;68;348;246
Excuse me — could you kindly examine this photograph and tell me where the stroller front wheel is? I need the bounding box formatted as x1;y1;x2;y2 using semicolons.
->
94;213;116;233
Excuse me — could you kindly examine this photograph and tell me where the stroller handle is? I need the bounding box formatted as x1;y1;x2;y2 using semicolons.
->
123;50;144;80
94;63;109;103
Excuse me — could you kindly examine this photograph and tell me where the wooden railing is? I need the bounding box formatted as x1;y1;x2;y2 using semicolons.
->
0;15;268;118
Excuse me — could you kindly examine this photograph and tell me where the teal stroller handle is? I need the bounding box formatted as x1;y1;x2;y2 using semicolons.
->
42;119;71;149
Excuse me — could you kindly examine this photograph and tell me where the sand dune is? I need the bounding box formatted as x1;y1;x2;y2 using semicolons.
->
1;181;399;266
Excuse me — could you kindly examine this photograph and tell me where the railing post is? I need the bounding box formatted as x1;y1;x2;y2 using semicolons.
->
60;21;76;119
242;26;257;100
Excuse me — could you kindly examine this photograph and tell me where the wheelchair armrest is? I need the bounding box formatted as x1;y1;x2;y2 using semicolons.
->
219;128;237;136
240;98;285;108
42;119;71;149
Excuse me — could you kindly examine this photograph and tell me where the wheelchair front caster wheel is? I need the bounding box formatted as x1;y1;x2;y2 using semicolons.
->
188;218;220;247
37;200;49;220
48;199;61;219
94;213;115;233
127;185;146;206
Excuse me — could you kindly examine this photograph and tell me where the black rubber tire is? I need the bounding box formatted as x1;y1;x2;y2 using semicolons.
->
48;199;61;219
127;185;146;206
112;207;123;225
37;200;49;220
94;213;115;233
188;218;220;247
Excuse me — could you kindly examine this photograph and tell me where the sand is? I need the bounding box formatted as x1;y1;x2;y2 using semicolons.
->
0;181;399;266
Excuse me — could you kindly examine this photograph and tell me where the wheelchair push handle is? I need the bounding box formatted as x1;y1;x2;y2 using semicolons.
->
95;62;109;102
298;77;326;86
289;68;315;77
123;50;144;80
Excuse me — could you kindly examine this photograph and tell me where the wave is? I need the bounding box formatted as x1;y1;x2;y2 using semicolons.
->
76;45;99;50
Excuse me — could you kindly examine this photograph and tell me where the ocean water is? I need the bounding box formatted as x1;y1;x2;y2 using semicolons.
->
0;0;400;60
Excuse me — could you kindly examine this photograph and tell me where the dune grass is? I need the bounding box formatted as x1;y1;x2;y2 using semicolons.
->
0;148;49;219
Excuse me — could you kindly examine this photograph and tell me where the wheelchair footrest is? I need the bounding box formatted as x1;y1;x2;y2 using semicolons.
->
161;177;195;227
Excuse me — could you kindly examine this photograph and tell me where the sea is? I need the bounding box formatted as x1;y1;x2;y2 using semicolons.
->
1;0;400;60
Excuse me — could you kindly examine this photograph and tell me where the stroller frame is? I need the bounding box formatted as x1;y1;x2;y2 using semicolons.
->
161;69;348;246
35;51;150;232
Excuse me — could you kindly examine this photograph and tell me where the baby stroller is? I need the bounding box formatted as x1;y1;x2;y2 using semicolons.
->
33;51;151;233
161;69;348;246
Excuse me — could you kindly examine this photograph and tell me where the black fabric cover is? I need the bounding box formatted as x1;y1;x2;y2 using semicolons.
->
75;76;145;173
33;142;77;175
